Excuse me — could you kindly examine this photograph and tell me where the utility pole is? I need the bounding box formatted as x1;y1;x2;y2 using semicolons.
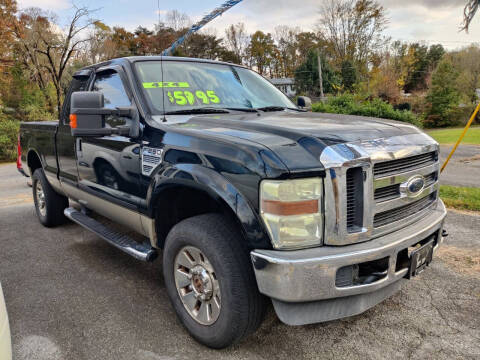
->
317;49;324;100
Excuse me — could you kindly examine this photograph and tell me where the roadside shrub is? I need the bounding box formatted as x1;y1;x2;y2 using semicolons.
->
312;94;422;127
0;116;20;162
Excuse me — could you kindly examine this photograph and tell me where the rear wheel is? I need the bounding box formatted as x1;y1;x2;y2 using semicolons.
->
32;168;68;227
163;213;267;349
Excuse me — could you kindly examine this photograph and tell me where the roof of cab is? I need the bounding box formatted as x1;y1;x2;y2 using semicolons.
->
78;56;242;73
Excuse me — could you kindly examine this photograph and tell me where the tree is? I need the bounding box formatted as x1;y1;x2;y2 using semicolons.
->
15;6;98;114
182;32;225;60
424;59;461;128
248;31;276;75
0;0;17;65
368;53;402;102
390;42;445;93
341;60;357;91
133;26;156;55
450;45;480;102
462;0;479;31
0;0;18;106
317;0;389;66
224;23;249;65
165;10;190;31
295;32;320;65
110;27;135;57
86;21;117;63
273;25;300;77
13;9;57;111
294;49;339;96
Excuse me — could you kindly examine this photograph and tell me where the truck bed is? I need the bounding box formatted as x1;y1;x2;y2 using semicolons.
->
19;121;59;176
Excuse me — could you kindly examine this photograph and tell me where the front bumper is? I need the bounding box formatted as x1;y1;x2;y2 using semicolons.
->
250;200;447;325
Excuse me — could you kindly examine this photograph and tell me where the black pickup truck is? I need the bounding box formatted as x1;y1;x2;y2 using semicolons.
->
18;56;447;348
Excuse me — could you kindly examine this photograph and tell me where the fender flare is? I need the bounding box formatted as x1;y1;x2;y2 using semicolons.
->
147;163;271;249
26;148;44;176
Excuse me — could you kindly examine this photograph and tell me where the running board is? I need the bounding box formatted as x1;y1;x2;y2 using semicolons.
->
64;207;158;262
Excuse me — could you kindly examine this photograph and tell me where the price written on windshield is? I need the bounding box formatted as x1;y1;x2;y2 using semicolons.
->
167;90;221;106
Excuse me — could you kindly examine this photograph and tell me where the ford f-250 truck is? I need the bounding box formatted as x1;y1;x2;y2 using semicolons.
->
18;56;447;349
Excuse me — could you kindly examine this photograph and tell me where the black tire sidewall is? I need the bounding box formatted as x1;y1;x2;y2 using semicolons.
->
163;214;257;348
32;170;48;226
32;169;68;227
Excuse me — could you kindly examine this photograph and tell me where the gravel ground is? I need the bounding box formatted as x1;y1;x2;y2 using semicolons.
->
0;162;479;360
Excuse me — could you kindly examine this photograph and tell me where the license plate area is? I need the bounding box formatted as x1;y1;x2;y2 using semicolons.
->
407;239;434;278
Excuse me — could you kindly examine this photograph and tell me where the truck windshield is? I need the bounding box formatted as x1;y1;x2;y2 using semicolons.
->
135;60;296;114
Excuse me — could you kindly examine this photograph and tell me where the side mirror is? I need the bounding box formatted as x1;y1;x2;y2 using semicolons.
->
70;91;135;137
297;96;312;110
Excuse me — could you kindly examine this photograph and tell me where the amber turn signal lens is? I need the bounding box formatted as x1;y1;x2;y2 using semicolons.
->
69;114;77;128
261;199;318;216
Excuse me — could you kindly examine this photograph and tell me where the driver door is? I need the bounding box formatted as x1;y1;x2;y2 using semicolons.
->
75;66;143;211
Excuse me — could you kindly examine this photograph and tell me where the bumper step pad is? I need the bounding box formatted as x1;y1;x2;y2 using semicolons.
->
64;207;158;262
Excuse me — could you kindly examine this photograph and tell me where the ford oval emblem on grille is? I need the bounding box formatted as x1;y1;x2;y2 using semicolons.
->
401;175;425;197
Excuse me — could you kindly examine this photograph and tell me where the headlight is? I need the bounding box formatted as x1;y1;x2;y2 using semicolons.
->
260;178;323;250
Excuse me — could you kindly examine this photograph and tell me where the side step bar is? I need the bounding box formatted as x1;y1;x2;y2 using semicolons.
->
64;207;158;262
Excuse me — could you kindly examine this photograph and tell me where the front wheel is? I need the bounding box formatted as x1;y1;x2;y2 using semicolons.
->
163;214;267;349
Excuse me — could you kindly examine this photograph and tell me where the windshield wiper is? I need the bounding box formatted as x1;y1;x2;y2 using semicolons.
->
256;106;303;112
225;107;259;113
164;108;230;115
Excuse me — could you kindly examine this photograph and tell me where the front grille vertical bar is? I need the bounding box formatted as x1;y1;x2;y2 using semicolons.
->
346;167;364;232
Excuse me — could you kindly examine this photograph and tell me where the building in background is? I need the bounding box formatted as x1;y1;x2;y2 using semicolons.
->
270;78;296;98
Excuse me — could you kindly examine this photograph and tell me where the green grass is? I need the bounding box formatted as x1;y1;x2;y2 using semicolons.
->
427;127;480;145
440;185;480;212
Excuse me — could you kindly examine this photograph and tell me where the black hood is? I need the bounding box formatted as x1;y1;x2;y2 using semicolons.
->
163;111;423;174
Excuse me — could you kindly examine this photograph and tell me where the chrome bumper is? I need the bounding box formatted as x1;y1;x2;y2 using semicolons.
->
251;200;447;305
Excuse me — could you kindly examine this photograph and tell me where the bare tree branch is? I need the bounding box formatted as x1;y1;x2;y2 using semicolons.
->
462;0;479;32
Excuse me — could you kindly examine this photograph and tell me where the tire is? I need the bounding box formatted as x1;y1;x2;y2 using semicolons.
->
32;168;69;227
163;213;267;349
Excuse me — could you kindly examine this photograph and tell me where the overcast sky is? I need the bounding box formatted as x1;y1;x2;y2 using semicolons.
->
17;0;480;49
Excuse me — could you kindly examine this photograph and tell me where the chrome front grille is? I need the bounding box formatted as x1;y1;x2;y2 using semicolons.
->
346;167;364;232
346;172;355;229
374;171;438;202
374;193;437;227
374;184;400;201
373;151;437;178
373;150;440;234
320;132;440;246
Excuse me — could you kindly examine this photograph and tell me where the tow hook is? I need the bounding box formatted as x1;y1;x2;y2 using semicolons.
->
442;229;449;238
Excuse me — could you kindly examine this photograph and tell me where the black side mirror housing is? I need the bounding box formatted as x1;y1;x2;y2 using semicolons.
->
297;96;312;110
71;92;104;137
70;92;136;137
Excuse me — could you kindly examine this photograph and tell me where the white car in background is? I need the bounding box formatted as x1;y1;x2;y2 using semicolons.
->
0;284;12;360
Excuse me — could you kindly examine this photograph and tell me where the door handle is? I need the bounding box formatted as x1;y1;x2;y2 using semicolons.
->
122;155;132;159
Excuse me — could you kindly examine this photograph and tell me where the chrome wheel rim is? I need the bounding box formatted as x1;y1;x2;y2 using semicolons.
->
174;246;221;325
35;181;46;217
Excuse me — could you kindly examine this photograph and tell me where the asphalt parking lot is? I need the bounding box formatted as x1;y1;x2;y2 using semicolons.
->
439;144;480;187
0;161;479;360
